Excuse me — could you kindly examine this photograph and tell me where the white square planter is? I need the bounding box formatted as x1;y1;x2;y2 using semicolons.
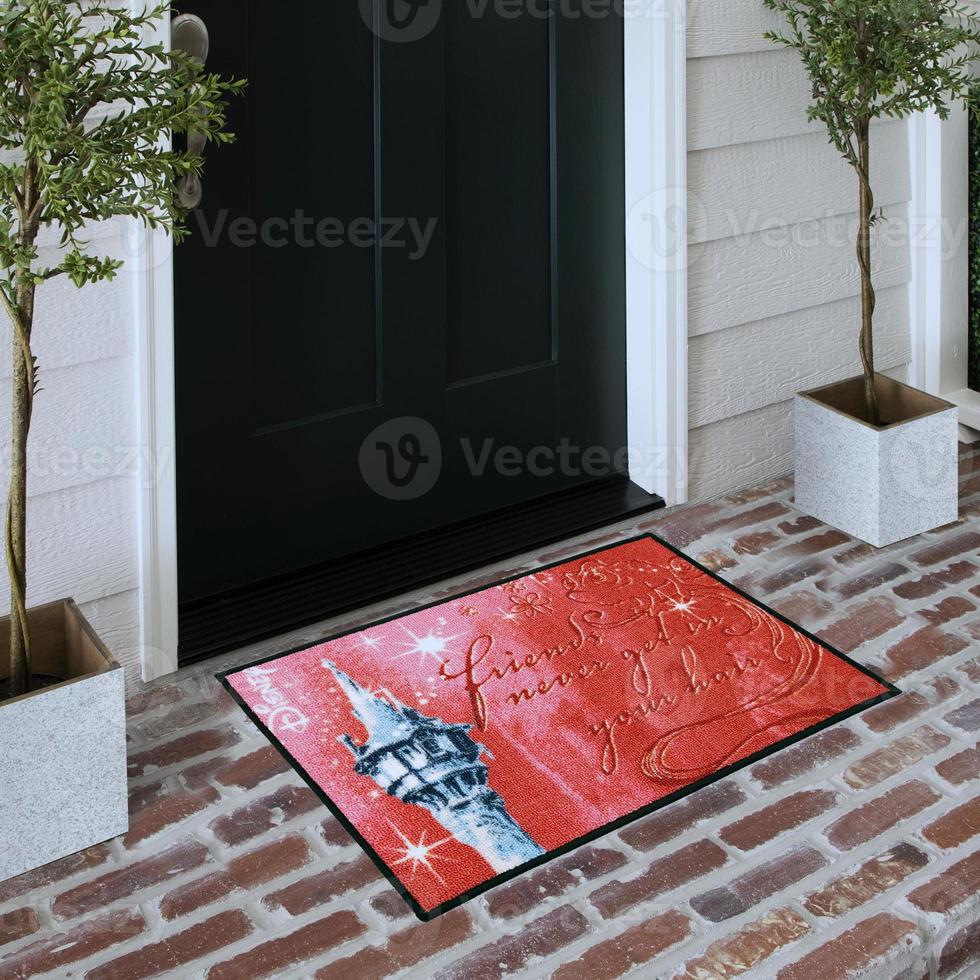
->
796;374;959;548
0;600;128;883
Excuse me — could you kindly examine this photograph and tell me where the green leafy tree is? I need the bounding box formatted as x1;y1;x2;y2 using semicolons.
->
763;0;980;423
0;1;243;698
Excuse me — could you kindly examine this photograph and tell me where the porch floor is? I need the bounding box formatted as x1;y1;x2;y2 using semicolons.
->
2;446;979;979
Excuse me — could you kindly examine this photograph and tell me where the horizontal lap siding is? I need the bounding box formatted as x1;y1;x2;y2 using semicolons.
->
0;214;142;679
686;7;913;500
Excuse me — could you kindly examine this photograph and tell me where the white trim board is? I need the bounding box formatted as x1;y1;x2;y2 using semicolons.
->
625;0;689;507
134;11;179;682
908;102;980;434
136;7;691;679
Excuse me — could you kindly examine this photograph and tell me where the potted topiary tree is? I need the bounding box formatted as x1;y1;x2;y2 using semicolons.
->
765;0;980;547
0;0;241;882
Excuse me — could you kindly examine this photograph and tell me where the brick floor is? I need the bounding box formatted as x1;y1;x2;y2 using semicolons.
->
1;443;978;978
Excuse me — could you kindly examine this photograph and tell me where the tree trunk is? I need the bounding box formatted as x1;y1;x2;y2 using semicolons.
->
6;285;35;697
856;120;881;426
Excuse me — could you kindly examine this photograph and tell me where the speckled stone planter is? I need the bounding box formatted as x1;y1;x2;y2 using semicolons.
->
795;374;959;548
0;600;128;883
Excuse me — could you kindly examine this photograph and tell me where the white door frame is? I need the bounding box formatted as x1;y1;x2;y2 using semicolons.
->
135;3;690;680
908;101;980;435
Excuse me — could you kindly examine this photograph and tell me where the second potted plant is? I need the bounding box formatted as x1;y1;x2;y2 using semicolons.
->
765;0;979;547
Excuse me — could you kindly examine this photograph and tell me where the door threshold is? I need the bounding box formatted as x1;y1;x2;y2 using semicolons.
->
177;475;664;666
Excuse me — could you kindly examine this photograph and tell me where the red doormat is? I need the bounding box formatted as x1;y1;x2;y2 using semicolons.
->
219;535;897;920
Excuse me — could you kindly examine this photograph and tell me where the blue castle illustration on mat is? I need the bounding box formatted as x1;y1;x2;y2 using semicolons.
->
325;661;544;872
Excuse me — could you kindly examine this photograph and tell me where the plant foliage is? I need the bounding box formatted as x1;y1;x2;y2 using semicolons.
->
0;1;243;697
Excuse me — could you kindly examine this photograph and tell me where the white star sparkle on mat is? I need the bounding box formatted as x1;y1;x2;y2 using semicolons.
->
671;598;697;614
392;625;463;666
390;824;453;882
359;634;383;650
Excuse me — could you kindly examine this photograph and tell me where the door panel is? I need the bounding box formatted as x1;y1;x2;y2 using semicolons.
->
175;2;642;616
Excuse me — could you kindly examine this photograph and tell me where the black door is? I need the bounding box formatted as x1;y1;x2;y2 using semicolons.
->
175;2;661;662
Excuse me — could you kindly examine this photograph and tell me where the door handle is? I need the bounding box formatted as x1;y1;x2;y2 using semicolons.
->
171;13;211;210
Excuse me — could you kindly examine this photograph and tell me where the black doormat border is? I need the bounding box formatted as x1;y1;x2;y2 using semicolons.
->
217;532;900;922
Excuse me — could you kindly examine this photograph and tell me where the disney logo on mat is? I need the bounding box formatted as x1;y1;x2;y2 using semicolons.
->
243;665;310;734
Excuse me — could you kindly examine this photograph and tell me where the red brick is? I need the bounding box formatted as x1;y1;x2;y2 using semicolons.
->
0;909;39;948
918;596;976;625
820;597;906;653
910;531;980;567
768;591;835;625
843;727;951;789
214;745;290;790
698;549;737;572
370;890;412;922
179;754;234;791
751;558;828;596
907;849;980;915
777;913;919;980
750;728;859;789
232;834;313;889
779;515;822;535
127;726;240;777
928;675;963;703
263;854;380;915
720;790;837;851
209;784;321;846
825;781;941;850
618;782;746;851
552;910;692;980
86;910;253;980
486;845;627;919
938;919;980;979
691;845;826;923
676;907;810;979
52;840;211;920
820;563;909;600
883;627;970;680
650;501;725;548
318;817;353;848
433;905;589;980
723;478;792;505
128;778;169;814
922;795;980;849
959;653;980;681
123;788;218;848
0;910;145;979
207;910;365;980
589;840;728;917
946;697;980;733
161;872;236;922
0;843;111;905
126;684;184;717
785;529;852;556
733;530;781;556
316;909;474;980
135;699;230;742
894;561;978;600
861;692;930;733
936;746;980;786
803;843;929;918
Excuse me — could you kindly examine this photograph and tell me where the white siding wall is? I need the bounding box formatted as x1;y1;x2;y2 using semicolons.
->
685;0;913;500
0;218;143;682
